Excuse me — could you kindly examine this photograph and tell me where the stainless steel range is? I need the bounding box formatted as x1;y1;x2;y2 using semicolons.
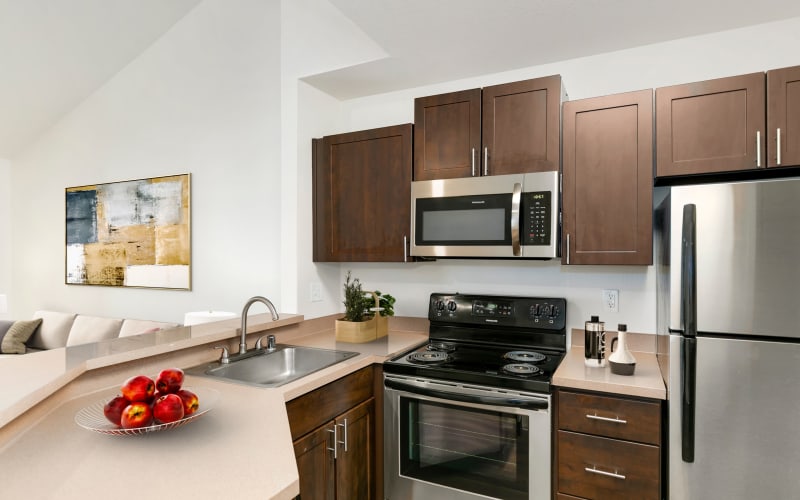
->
383;293;567;500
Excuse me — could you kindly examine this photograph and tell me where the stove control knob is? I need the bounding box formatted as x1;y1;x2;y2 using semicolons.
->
548;305;559;318
447;300;457;312
435;300;446;311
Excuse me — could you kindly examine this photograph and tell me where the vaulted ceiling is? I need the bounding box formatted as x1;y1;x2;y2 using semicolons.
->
2;0;799;159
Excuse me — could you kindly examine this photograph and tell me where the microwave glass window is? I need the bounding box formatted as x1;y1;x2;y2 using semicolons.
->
422;208;505;241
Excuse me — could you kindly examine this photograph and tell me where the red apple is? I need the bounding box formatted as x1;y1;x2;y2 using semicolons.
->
120;375;156;402
176;389;199;416
155;368;184;394
120;402;154;429
152;393;185;424
103;395;130;426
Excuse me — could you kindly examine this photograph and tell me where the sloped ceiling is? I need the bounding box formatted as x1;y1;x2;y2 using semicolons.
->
305;0;800;98
2;0;800;159
0;0;200;159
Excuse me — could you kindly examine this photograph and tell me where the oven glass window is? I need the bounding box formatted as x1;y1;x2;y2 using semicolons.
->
399;397;529;499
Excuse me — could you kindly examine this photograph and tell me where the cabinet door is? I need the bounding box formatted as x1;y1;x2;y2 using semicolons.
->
562;89;653;265
335;398;375;500
482;75;562;175
656;73;765;176
414;89;481;180
767;65;800;168
294;424;336;500
313;124;412;262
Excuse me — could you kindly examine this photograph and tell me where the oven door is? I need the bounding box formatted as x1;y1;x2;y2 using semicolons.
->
384;374;550;500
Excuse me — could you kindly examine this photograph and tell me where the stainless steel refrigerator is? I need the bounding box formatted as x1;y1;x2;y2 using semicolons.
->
655;177;800;499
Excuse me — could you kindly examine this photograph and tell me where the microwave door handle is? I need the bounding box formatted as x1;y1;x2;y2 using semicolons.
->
511;182;522;256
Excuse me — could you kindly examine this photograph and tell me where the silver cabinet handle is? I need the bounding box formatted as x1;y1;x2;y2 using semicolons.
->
510;182;522;256
327;425;338;459
471;148;476;176
338;419;348;452
403;235;407;262
777;128;782;165
566;234;570;265
586;413;628;424
484;147;489;176
585;466;626;480
756;130;762;167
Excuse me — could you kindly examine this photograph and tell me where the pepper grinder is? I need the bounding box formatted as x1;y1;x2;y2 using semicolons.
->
584;315;606;368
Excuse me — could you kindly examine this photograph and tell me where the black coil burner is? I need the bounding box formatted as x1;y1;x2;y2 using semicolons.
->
501;363;542;376
408;351;450;364
427;341;457;353
503;350;546;364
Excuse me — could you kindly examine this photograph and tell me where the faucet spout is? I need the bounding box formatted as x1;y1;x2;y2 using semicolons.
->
239;296;280;355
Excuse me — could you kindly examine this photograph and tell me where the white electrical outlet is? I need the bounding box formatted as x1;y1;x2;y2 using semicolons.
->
310;282;323;302
602;289;619;313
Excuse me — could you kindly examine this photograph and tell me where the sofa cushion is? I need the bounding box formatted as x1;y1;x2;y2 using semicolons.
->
28;311;77;350
0;319;43;354
118;319;179;337
66;315;124;346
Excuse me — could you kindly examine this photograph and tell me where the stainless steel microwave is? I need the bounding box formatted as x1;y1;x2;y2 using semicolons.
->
410;171;560;259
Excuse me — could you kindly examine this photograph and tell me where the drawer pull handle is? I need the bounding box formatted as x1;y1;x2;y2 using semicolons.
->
586;414;627;424
585;466;626;480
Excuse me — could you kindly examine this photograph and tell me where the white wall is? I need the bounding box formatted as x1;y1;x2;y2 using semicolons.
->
9;0;282;323
0;158;10;320
296;15;800;334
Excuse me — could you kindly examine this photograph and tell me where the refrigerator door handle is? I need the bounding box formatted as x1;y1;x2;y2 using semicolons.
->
681;336;697;462
681;204;697;338
681;203;698;463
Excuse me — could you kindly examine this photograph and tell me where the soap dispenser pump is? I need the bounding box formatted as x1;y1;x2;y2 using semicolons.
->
609;324;636;375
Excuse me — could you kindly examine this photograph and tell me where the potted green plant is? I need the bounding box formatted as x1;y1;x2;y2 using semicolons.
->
335;271;395;342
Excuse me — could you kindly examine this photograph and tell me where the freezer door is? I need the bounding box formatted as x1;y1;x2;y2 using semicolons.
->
668;335;800;499
669;178;800;338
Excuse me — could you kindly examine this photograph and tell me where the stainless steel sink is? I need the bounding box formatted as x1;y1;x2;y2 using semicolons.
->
186;345;359;388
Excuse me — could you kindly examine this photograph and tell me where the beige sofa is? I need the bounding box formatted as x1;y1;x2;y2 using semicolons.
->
22;310;179;352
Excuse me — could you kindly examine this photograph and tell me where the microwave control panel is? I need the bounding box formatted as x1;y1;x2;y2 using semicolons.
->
521;191;551;245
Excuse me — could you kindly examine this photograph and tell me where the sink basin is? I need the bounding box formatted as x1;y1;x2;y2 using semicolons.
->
186;345;359;388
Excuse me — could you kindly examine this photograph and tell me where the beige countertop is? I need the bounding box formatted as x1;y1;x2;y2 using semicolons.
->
553;332;666;400
0;315;429;500
0;312;306;429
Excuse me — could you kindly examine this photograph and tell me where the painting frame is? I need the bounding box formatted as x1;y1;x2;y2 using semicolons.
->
65;174;192;290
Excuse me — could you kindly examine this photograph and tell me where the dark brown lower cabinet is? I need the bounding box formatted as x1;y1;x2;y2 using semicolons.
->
287;366;378;500
555;389;663;500
294;424;335;500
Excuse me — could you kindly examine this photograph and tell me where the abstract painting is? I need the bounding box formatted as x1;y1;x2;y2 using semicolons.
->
66;174;191;289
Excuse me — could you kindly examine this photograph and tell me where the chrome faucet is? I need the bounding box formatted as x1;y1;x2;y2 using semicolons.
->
239;296;280;355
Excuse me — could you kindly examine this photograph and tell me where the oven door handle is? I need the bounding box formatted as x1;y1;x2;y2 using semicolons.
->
384;378;548;410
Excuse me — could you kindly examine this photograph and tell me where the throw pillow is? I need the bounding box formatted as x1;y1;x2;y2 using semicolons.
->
0;318;43;354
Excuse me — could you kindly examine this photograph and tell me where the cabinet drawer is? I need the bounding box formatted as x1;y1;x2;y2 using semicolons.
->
558;430;659;500
558;390;660;445
286;366;374;440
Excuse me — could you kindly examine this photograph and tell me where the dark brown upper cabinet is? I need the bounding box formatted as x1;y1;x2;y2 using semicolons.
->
656;73;765;177
414;75;564;180
562;89;653;266
767;65;800;168
313;124;413;262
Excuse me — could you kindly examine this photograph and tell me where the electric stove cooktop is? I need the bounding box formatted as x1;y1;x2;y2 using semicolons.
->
384;293;567;393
